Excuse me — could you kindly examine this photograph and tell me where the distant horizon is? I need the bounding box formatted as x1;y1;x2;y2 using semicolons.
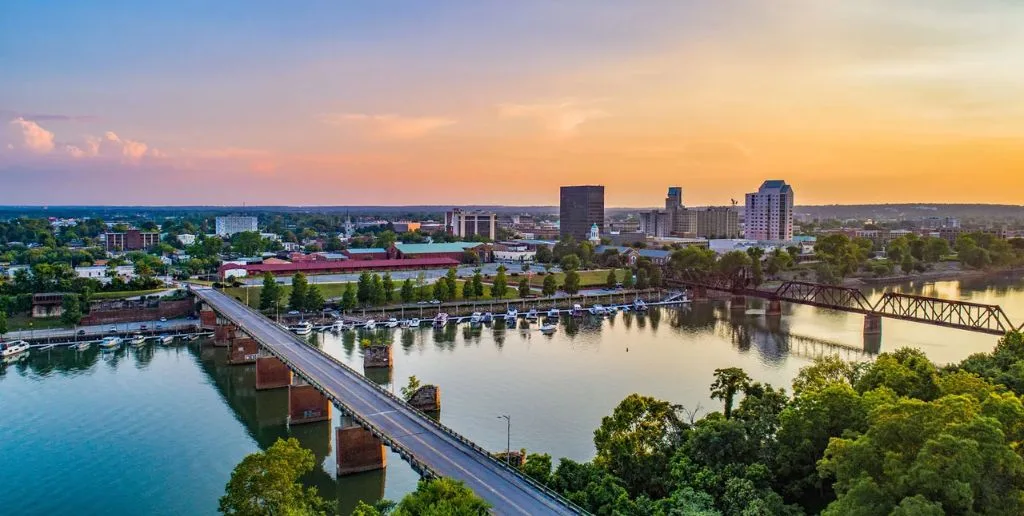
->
0;202;1022;211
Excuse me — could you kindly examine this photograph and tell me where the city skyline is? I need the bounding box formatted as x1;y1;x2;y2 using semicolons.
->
3;1;1024;206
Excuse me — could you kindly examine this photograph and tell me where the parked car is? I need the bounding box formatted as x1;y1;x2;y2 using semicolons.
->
108;326;117;333
159;317;167;322
140;324;148;330
429;299;441;305
77;329;86;336
288;310;300;315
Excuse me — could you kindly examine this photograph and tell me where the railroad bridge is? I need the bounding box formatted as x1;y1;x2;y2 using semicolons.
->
668;269;1022;336
190;286;584;516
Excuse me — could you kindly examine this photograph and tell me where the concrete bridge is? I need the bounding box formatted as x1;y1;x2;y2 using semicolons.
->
190;286;585;515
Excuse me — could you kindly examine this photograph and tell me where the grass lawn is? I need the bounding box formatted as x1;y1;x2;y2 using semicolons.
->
91;288;167;300
224;283;354;308
524;269;625;288
451;280;520;301
5;313;69;332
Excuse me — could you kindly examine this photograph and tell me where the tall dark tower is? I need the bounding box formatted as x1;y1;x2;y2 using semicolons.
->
559;185;605;240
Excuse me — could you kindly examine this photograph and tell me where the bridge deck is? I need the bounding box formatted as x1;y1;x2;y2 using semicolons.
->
192;287;581;516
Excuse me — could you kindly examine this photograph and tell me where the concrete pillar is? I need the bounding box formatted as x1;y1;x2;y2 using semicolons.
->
363;345;392;369
863;314;883;336
766;299;783;316
693;286;708;301
214;323;236;347
228;337;259;365
288;380;331;425
199;303;217;330
336;422;386;475
255;355;292;390
407;385;441;413
730;296;747;311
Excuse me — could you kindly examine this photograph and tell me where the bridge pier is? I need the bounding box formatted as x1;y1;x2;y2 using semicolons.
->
692;286;708;302
863;314;883;336
363;345;392;369
766;299;783;316
730;296;747;311
336;418;386;476
255;354;292;390
199;303;217;330
288;379;331;425
214;322;237;347
407;385;441;413
228;337;259;365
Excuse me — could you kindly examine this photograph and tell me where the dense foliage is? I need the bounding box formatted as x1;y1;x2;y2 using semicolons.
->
517;332;1024;515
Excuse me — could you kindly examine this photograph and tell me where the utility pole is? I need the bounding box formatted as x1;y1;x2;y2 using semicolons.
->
497;414;511;466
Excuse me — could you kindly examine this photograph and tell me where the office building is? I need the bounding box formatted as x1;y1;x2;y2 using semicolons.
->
215;216;258;237
445;209;497;240
695;207;740;238
104;229;160;252
639;210;672;238
560;185;605;240
744;180;795;240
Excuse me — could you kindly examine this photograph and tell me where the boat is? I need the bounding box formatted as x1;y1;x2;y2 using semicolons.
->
525;309;539;321
289;321;313;335
0;340;30;358
68;341;90;351
409;318;421;327
128;334;147;347
99;336;123;350
547;308;560;319
539;324;558;335
433;313;448;327
363;319;377;330
470;312;483;325
330;320;345;332
505;308;518;323
571;304;585;317
158;334;175;346
399;319;411;328
589;304;607;316
633;299;649;312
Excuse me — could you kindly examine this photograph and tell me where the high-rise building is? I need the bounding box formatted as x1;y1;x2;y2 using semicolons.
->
639;210;672;237
695;207;740;238
559;185;604;240
744;180;794;240
215;216;258;237
104;229;160;252
445;209;497;240
666;187;683;211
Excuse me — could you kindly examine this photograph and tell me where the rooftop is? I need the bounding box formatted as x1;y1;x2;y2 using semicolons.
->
394;242;483;254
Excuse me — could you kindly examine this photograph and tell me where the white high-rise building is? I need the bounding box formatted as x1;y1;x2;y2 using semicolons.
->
215;216;258;237
744;180;794;241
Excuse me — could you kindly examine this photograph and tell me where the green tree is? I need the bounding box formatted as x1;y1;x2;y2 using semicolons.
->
922;237;950;263
491;265;508;298
593;393;687;498
519;278;531;298
717;250;753;277
855;347;940;401
305;284;325;312
563;270;580;294
622;269;635;289
400;279;415;304
747;247;765;286
60;294;82;325
357;271;372;305
230;231;264;256
382;273;394;303
324;236;344;252
560;254;581;271
341;283;357;311
288;273;308;312
394;478;490;515
433;279;450;302
471;270;484;299
541;275;557;296
0;310;7;337
401;375;421;401
445;268;458;296
606;268;617;289
370;274;386;305
218;437;328;516
710;367;751;419
669;246;717;274
536;245;553;264
635;267;649;289
521;453;553;485
259;272;281;311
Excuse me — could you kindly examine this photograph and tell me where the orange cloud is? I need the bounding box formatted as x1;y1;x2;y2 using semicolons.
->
319;113;456;139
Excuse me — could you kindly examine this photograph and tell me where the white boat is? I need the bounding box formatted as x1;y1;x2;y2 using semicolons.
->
399;319;411;328
589;304;607;316
158;334;175;346
433;313;448;327
384;318;400;328
99;336;123;350
571;304;584;317
68;341;90;351
525;309;539;321
289;321;313;335
330;320;345;332
547;308;560;319
633;299;649;311
539;324;558;335
409;318;421;327
482;312;493;323
129;334;147;346
0;340;30;358
505;308;518;322
470;312;483;325
364;319;377;330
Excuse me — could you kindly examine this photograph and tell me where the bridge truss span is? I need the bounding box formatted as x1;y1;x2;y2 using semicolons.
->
874;292;1016;335
771;281;874;313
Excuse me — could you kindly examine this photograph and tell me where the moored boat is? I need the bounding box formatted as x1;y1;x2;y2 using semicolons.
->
571;304;584;317
0;340;30;358
68;341;90;351
525;309;539;321
482;312;493;323
547;308;560;319
589;304;607;316
129;334;147;347
433;313;448;327
470;312;483;325
409;318;421;327
363;319;377;330
539;324;558;335
99;336;123;350
289;321;313;335
158;334;175;346
384;318;400;328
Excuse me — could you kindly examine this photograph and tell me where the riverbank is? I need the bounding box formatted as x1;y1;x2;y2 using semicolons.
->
848;265;1024;286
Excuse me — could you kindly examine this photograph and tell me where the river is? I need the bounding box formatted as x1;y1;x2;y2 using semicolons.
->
2;274;1022;514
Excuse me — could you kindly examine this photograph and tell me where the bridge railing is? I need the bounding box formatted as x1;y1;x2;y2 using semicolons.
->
195;288;589;515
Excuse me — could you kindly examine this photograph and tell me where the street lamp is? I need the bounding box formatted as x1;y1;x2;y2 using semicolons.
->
497;414;511;466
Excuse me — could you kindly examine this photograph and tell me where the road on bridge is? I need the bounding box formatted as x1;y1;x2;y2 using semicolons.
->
192;287;581;516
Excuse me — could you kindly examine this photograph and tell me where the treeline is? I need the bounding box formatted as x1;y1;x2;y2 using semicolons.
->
0;260;163;318
515;332;1024;515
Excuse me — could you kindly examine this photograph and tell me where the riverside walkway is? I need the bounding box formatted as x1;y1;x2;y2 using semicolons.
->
191;286;584;515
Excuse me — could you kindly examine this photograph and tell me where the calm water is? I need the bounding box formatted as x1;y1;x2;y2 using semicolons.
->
2;274;1023;515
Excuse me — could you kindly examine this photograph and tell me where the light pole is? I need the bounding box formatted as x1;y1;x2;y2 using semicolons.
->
497;414;511;466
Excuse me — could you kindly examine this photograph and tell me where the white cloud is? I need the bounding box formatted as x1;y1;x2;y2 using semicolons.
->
8;117;56;153
497;99;608;139
320;113;456;139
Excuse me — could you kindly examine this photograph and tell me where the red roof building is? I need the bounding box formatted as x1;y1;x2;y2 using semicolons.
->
218;257;459;279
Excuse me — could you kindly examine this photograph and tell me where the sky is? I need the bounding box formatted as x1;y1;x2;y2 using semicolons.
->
2;0;1024;207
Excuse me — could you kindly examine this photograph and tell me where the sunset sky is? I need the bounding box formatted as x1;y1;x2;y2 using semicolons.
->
3;1;1023;206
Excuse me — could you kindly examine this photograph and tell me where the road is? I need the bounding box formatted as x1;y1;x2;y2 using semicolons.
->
192;287;582;515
